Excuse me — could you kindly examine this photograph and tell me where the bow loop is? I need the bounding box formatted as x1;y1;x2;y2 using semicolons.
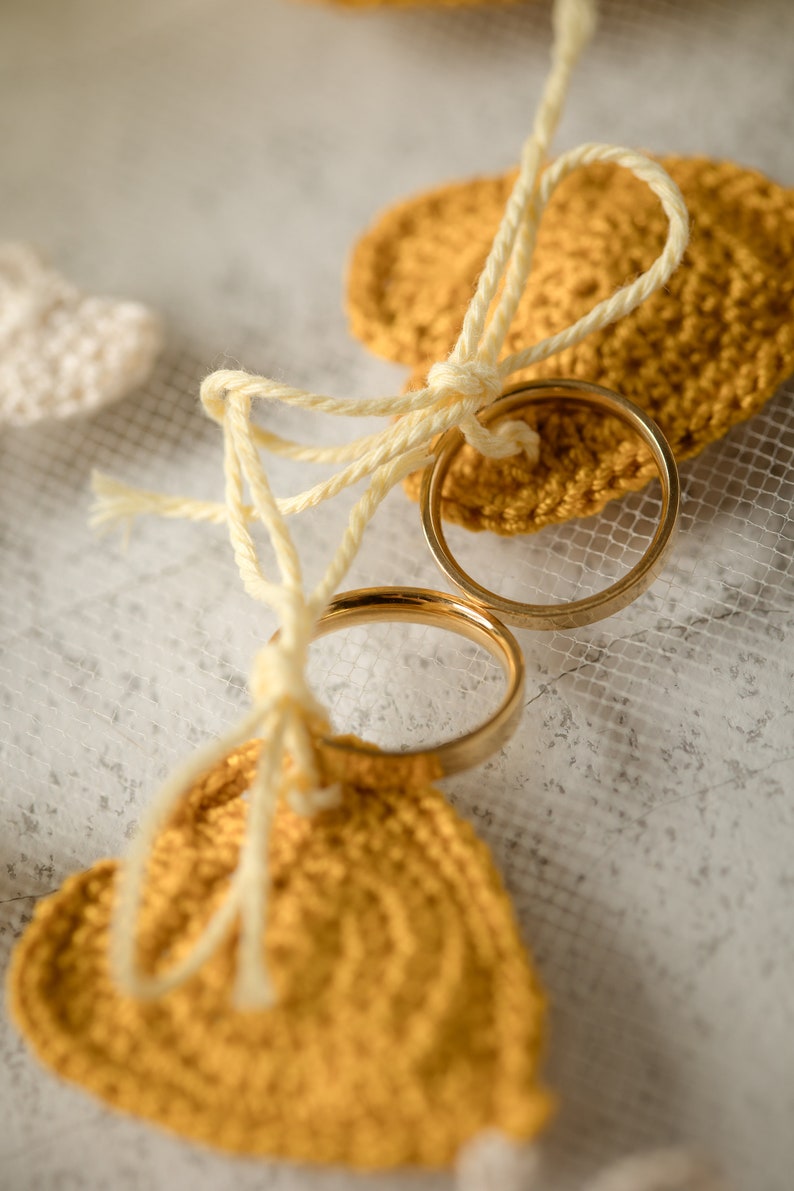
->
200;368;247;424
459;412;541;464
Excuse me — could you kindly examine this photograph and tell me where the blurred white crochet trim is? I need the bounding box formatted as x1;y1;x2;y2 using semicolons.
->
457;1132;730;1191
0;242;163;427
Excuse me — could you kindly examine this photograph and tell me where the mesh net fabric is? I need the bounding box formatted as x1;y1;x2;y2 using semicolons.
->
1;3;793;1191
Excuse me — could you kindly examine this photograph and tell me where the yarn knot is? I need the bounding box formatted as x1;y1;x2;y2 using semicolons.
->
426;357;503;408
250;642;338;819
287;782;342;818
425;358;537;463
249;641;319;718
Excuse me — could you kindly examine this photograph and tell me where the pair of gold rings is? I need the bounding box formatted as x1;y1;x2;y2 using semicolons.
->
315;380;680;776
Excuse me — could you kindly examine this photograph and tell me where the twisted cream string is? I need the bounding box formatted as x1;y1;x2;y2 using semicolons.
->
99;0;690;1008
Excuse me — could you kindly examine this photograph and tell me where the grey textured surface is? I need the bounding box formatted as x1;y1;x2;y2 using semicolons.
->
1;1;793;1189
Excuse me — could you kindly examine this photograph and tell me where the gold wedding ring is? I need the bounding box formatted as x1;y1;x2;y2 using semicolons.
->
421;380;681;631
313;587;525;776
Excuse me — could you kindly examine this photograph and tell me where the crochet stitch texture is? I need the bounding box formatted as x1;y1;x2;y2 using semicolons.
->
0;243;162;427
348;156;794;533
9;739;551;1168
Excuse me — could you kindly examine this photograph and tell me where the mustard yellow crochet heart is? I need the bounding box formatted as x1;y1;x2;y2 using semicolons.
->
347;156;794;533
9;739;551;1168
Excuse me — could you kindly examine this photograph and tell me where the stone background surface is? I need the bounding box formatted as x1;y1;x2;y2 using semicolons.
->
1;2;792;1189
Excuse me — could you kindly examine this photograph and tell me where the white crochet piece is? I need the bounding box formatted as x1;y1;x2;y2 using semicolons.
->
0;242;163;427
457;1131;542;1190
456;1135;729;1191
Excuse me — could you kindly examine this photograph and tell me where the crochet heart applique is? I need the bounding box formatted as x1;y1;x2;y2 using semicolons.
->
9;738;551;1169
0;242;163;428
347;157;794;533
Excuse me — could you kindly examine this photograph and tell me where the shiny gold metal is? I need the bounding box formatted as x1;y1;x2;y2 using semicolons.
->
313;587;525;777
421;379;681;631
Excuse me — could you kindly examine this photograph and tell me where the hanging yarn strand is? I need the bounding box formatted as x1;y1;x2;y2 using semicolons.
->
94;0;690;1009
457;0;597;358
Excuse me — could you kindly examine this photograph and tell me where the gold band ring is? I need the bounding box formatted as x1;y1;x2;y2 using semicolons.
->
313;587;525;778
421;380;681;631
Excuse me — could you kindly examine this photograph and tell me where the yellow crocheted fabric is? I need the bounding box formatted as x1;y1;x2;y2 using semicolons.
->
8;739;552;1169
347;156;794;534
